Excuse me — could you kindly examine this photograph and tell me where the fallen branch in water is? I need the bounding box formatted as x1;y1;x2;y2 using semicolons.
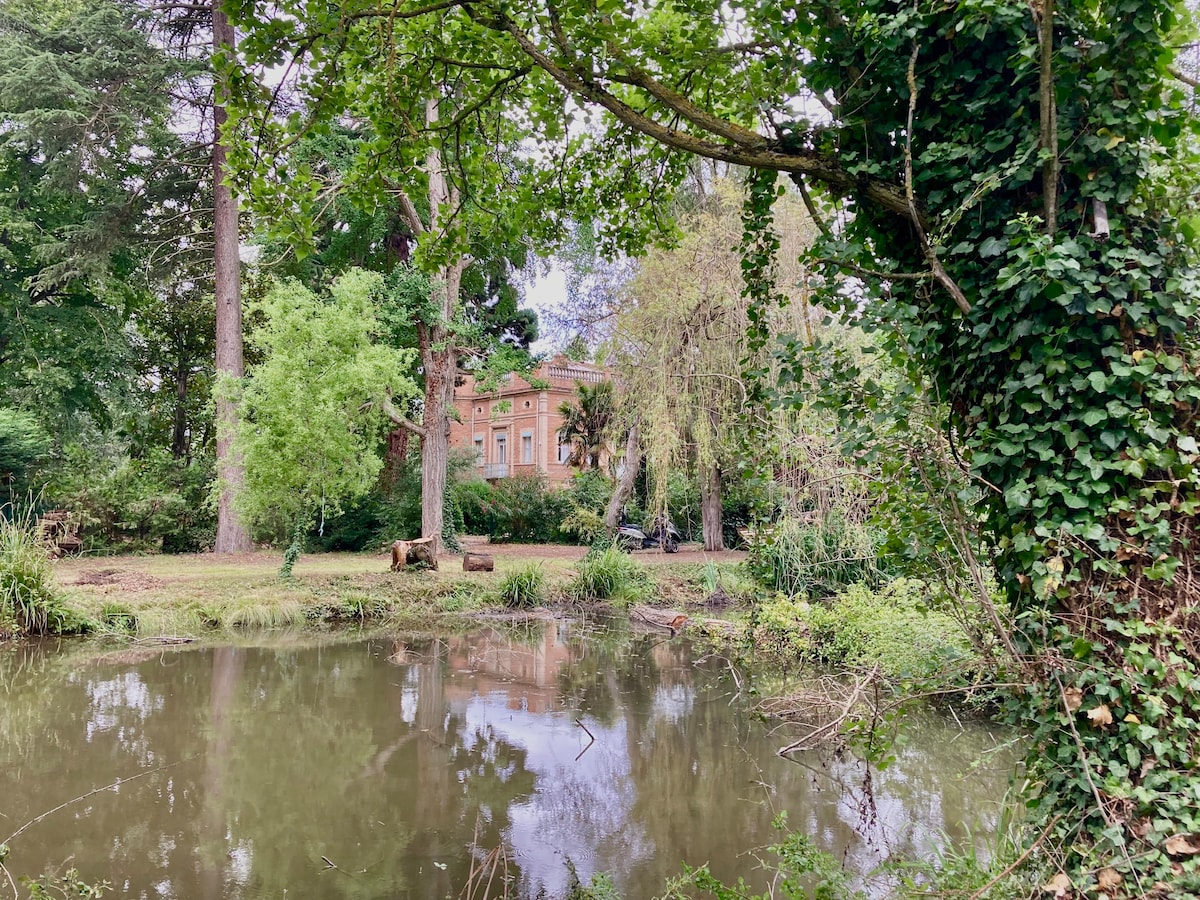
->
4;758;194;846
574;718;596;761
460;815;510;900
776;666;881;756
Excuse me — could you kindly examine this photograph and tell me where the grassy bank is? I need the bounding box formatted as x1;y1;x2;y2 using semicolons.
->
39;547;749;638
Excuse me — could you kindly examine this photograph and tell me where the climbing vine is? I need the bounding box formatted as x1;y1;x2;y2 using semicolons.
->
762;0;1200;892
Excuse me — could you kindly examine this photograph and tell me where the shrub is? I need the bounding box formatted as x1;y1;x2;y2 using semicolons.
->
748;513;882;598
0;511;85;636
47;445;215;553
454;479;495;535
751;579;974;679
486;472;560;542
568;544;652;605
496;564;547;609
558;506;607;543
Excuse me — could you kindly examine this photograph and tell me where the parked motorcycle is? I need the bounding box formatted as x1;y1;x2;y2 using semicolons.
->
616;515;681;553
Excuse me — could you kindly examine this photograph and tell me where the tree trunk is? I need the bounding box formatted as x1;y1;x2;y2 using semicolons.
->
700;460;724;551
418;326;454;555
605;422;641;529
408;96;470;558
171;363;190;460
211;5;250;553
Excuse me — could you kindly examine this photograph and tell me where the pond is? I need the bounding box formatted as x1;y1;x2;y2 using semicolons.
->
0;621;1018;899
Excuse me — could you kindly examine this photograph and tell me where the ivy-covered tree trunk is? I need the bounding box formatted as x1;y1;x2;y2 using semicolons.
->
784;2;1200;892
416;317;456;556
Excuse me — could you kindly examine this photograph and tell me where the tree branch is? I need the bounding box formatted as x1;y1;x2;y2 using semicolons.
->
1037;0;1058;236
380;394;426;437
904;43;972;315
791;174;831;239
396;190;425;235
466;5;919;225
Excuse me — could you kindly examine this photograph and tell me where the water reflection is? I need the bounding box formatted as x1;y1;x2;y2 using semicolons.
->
0;625;1018;898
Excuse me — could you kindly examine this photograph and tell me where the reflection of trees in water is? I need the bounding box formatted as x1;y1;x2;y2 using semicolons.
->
0;631;1018;900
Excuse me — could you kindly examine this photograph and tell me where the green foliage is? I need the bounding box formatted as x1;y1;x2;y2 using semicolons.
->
99;603;137;633
661;813;863;900
20;867;110;900
1009;616;1200;896
235;270;418;545
48;445;214;553
557;506;607;544
455;473;565;543
751;580;975;681
567;544;652;605
0;509;84;637
558;471;614;543
452;470;614;544
0;408;50;501
748;514;882;599
0;0;209;425
280;521;304;578
564;863;621;900
495;563;546;609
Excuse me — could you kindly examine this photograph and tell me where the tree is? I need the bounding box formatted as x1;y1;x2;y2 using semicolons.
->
0;0;201;429
610;180;815;551
230;0;1200;887
230;8;562;555
210;1;251;552
557;380;616;471
235;269;418;567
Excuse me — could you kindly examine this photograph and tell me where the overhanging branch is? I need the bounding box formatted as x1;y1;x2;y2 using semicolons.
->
465;4;919;225
380;394;426;437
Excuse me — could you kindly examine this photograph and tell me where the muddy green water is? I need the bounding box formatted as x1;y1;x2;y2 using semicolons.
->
0;622;1017;899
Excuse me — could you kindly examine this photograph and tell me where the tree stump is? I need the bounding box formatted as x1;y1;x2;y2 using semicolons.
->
462;553;494;572
390;537;438;571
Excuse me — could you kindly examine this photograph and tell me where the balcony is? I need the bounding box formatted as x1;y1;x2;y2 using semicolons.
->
482;463;509;479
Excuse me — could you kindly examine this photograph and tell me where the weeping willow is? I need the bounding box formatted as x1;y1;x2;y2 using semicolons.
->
608;179;819;548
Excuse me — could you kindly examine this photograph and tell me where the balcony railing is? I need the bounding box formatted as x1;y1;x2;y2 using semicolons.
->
546;365;605;384
482;463;509;479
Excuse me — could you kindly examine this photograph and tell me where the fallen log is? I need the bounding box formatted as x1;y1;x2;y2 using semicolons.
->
462;553;494;572
631;606;689;633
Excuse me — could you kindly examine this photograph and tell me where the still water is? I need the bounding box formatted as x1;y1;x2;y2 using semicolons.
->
0;622;1017;898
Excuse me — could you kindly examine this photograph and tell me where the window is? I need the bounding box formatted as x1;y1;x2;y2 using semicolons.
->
473;437;484;465
495;435;507;464
521;433;533;464
558;438;571;464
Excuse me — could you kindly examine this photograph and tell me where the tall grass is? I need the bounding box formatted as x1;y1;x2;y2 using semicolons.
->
748;514;881;598
567;544;652;605
496;564;547;609
0;509;81;636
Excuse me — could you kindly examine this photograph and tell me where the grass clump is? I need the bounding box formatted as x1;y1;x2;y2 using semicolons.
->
99;603;138;633
748;514;881;598
567;544;652;606
495;564;546;609
1;511;87;637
